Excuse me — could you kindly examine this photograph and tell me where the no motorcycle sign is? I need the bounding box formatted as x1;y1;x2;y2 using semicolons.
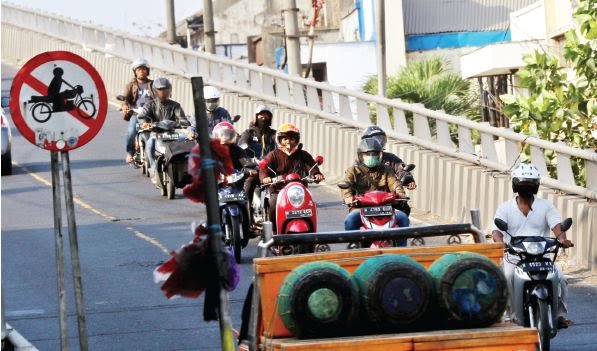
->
9;51;107;152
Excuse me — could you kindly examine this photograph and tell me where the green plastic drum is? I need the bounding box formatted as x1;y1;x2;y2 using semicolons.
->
428;252;508;327
277;261;359;338
352;254;433;330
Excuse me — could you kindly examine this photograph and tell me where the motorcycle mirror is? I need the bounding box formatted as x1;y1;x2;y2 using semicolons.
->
116;95;126;101
561;218;573;232
337;182;351;190
404;164;415;172
315;155;324;165
232;115;241;123
494;218;508;231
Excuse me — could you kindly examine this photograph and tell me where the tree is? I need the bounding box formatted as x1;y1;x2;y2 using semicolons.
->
500;0;597;186
363;57;480;140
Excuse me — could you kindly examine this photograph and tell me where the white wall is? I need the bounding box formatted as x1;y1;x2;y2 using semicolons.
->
302;41;377;91
510;0;547;41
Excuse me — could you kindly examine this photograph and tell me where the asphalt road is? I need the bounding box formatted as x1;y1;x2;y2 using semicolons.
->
1;63;596;350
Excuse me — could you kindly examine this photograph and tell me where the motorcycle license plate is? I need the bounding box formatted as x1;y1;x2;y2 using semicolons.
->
363;206;393;216
219;192;246;202
520;261;553;272
160;133;180;141
286;209;313;218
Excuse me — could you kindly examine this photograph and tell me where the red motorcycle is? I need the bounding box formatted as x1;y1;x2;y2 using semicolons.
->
258;156;328;255
337;186;409;249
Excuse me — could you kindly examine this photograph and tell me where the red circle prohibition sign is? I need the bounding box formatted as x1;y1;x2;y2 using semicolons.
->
9;51;108;152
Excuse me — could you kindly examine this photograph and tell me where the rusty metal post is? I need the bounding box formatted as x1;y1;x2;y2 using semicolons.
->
61;152;89;350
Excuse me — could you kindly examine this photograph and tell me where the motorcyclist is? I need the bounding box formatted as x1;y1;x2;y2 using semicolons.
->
121;58;154;164
340;138;409;246
259;123;324;231
361;125;416;188
137;77;194;184
212;122;251;172
237;104;277;220
492;163;573;329
203;85;232;133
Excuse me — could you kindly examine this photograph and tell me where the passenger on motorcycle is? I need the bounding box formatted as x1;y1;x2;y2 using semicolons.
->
341;138;409;246
137;77;194;184
259;123;324;231
212;122;251;171
204;86;232;133
492;163;573;328
361;125;417;190
121;58;154;164
237;104;277;214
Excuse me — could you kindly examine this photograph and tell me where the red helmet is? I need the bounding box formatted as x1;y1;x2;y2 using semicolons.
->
275;123;300;154
212;122;236;144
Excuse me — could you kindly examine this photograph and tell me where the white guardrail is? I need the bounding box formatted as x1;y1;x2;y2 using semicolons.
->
2;2;596;200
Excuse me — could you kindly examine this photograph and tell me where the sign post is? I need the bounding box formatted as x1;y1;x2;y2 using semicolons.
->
9;51;108;351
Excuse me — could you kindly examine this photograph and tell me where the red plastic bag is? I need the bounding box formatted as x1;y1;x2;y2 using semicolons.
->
183;140;234;203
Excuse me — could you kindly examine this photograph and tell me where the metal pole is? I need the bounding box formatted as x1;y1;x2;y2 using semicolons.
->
283;0;302;76
61;152;89;350
166;0;177;44
191;77;235;350
51;151;68;351
203;0;216;54
376;0;387;97
247;222;273;350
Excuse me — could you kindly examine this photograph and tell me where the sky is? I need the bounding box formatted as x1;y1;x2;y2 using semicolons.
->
7;0;202;37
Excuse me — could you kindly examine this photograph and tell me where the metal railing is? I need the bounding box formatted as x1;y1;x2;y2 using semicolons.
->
2;2;595;200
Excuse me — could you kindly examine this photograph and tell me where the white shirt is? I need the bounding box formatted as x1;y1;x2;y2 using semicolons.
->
493;196;561;243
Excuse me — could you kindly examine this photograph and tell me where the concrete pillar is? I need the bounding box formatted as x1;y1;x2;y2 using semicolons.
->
376;0;387;97
165;0;176;44
283;0;302;76
385;0;407;75
203;0;216;54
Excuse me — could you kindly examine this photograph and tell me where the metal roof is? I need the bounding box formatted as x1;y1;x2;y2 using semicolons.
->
404;0;540;35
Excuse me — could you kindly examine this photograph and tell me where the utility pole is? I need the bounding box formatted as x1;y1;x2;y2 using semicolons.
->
166;0;177;44
283;0;302;76
376;0;387;97
203;0;216;54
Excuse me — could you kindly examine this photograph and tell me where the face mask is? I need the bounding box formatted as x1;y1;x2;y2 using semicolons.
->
362;155;380;168
256;119;271;129
206;102;218;111
518;189;535;200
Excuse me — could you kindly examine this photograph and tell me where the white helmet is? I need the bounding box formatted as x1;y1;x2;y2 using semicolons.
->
203;86;221;100
131;58;150;74
254;104;273;116
511;163;540;194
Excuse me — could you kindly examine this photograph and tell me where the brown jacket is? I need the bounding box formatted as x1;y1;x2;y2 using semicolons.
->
122;78;155;108
340;164;406;203
259;148;322;191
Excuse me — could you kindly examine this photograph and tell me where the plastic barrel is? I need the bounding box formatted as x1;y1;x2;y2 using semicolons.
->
277;261;359;338
428;252;508;328
352;254;433;330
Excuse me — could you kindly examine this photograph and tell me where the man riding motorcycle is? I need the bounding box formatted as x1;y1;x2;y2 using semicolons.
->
237;104;277;217
492;163;573;329
137;77;194;184
121;58;154;164
259;123;324;232
340;138;409;246
204;85;232;133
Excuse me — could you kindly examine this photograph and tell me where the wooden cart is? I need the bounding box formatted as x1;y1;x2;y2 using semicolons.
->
246;224;539;351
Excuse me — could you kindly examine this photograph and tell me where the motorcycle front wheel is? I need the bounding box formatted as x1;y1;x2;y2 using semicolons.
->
166;165;176;199
226;215;242;263
533;299;551;351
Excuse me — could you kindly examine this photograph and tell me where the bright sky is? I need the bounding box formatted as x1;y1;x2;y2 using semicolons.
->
8;0;202;37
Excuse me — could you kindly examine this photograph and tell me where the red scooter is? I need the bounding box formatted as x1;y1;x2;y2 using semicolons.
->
258;156;328;255
337;185;409;249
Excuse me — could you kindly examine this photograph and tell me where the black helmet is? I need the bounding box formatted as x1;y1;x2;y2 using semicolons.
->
361;125;387;149
153;77;172;90
357;138;382;168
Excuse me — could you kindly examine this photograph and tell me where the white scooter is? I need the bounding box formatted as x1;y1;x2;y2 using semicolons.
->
494;217;573;351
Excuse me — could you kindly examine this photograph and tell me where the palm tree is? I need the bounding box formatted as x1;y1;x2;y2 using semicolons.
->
363;57;480;120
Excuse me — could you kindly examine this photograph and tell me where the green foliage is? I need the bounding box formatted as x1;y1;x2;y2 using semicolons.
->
362;57;481;140
500;1;597;187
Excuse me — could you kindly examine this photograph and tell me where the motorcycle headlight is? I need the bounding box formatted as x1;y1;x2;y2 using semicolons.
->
523;241;546;255
287;185;305;208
